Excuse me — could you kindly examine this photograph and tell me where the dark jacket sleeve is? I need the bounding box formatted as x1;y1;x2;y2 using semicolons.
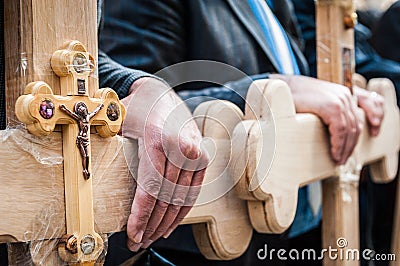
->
99;0;186;74
355;24;400;107
370;1;400;62
98;50;154;98
97;0;156;99
177;73;269;112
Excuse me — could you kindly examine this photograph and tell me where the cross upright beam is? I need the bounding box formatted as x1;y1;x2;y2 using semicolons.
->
317;1;361;265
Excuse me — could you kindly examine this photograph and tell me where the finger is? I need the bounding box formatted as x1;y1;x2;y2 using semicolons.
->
339;97;360;164
357;91;384;137
366;99;384;137
127;241;142;252
143;141;203;246
328;111;348;164
147;145;207;243
162;168;206;239
151;152;207;242
144;168;194;246
140;161;181;246
127;147;166;251
162;206;191;239
367;112;383;136
370;127;380;137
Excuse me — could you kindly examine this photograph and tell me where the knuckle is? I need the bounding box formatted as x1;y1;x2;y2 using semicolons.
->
180;140;200;160
141;178;162;195
185;192;200;206
329;100;344;113
152;229;166;240
180;174;192;186
172;189;188;206
145;226;157;235
155;200;169;209
174;216;185;225
172;196;186;206
168;204;181;214
157;189;173;203
195;172;206;185
341;86;352;96
153;141;165;154
136;212;151;225
335;121;347;135
140;193;157;209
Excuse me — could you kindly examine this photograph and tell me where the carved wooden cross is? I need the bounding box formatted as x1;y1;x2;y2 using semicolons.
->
1;0;253;263
15;41;125;264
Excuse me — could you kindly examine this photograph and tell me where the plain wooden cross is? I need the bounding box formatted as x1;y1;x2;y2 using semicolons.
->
317;2;363;265
230;78;399;232
226;1;400;265
317;1;400;265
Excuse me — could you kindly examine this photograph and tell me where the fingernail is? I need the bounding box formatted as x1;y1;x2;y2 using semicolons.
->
142;240;153;249
370;118;379;126
372;128;379;136
336;159;344;166
127;241;142;252
133;230;144;243
333;156;340;164
163;228;174;239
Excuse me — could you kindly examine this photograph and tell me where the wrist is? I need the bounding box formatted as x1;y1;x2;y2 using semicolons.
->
129;77;153;95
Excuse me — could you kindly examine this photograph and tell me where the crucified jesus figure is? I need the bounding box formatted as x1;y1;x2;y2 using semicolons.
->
60;102;104;180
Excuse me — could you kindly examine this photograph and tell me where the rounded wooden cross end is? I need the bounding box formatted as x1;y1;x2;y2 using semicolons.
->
366;78;400;183
189;100;251;261
51;41;95;78
94;88;126;138
15;81;58;136
57;233;104;264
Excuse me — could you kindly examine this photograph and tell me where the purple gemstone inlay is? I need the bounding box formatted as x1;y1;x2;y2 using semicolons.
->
39;99;55;119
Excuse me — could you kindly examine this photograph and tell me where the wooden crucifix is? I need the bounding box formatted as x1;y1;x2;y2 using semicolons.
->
1;0;253;263
2;1;129;265
15;40;126;264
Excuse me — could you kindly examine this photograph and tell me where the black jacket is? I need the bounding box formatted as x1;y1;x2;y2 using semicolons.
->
99;0;309;111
